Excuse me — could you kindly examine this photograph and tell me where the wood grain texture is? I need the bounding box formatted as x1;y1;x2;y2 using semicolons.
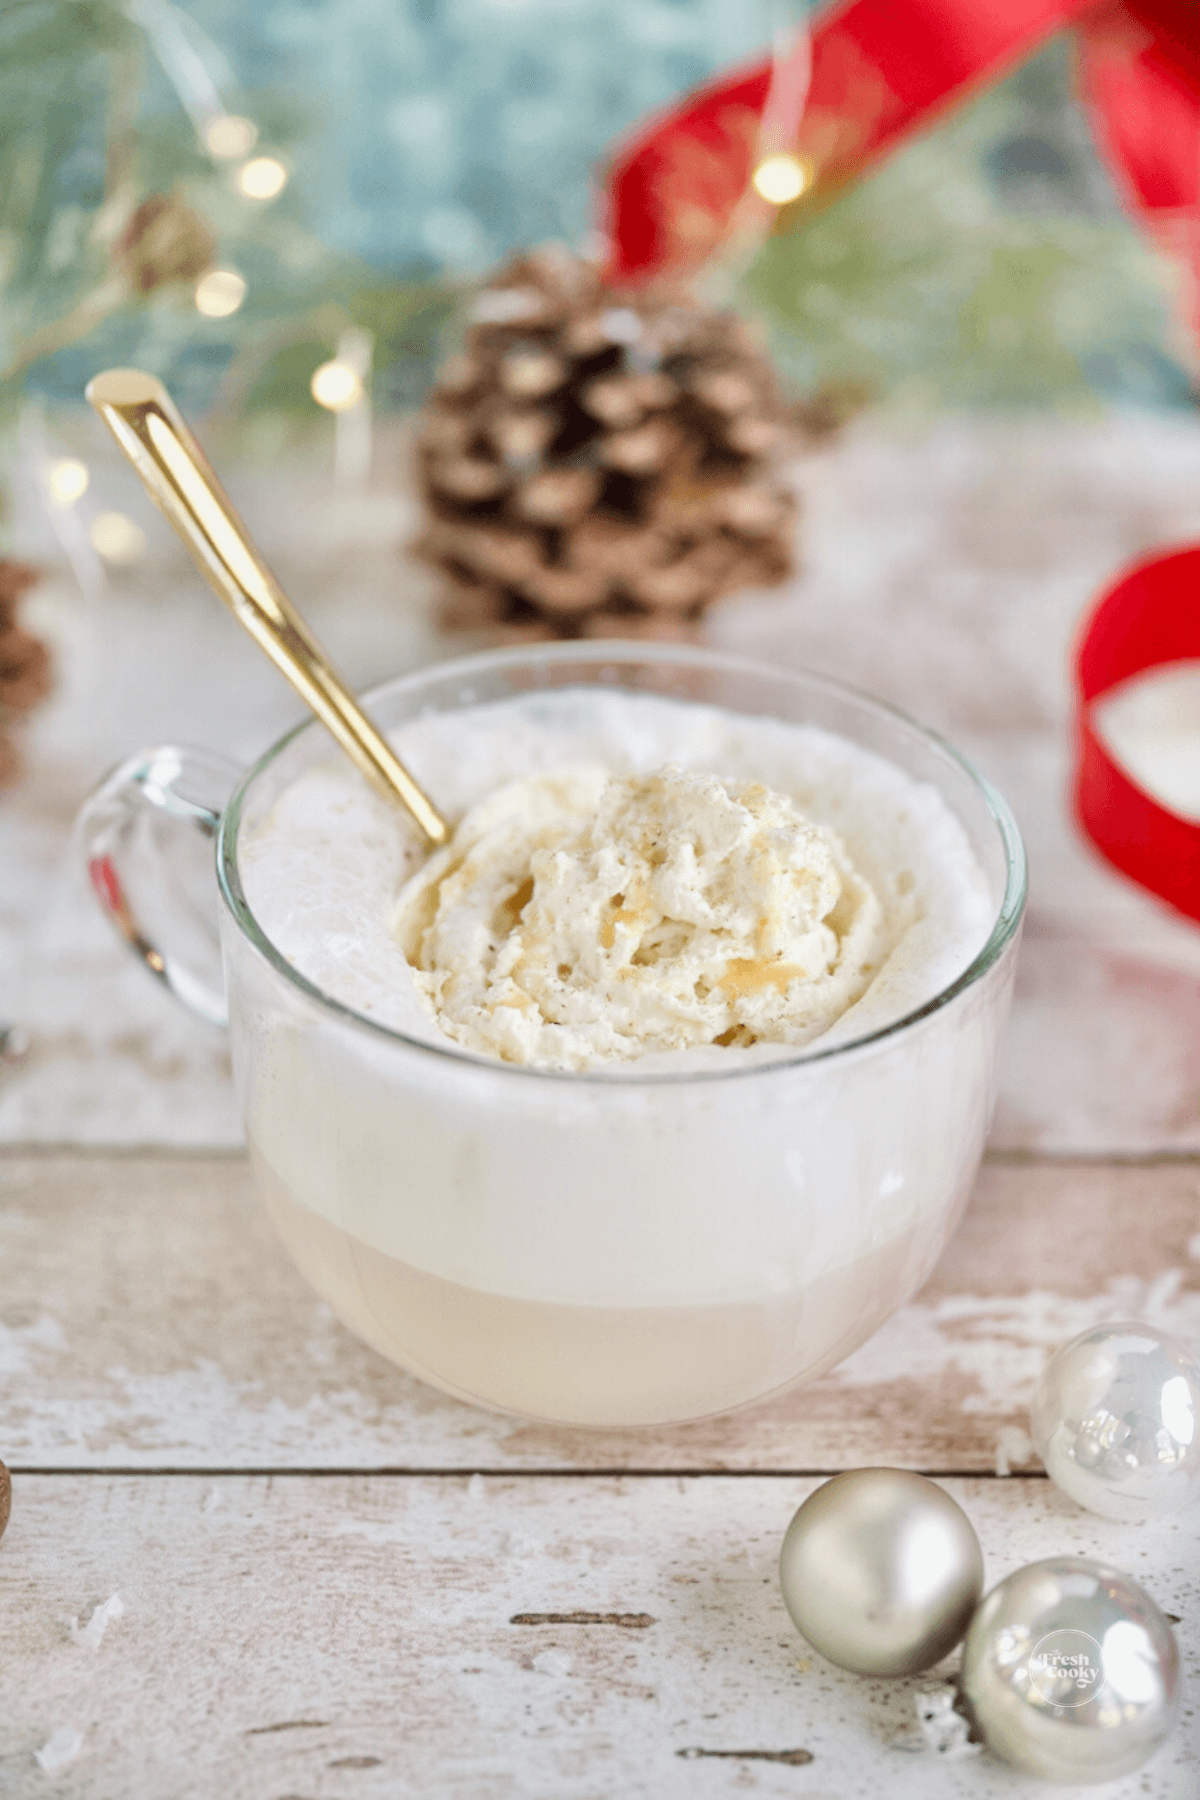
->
0;1474;1195;1800
3;1152;1198;1474
6;420;1200;1799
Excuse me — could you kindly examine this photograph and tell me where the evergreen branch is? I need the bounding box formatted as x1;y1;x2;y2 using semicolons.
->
0;277;128;384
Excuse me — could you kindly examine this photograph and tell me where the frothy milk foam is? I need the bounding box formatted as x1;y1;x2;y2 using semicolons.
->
236;688;997;1424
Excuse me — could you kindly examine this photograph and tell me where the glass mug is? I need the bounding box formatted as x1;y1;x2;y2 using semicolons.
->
80;642;1025;1427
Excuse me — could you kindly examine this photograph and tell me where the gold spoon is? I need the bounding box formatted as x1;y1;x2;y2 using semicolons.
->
86;368;448;847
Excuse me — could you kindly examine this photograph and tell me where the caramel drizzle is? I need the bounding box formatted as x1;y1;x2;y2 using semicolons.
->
718;956;804;1000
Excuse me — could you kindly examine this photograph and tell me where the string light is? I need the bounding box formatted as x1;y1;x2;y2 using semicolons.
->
310;360;364;412
203;114;258;160
194;268;247;318
752;153;809;205
235;156;288;200
47;458;90;506
89;512;147;564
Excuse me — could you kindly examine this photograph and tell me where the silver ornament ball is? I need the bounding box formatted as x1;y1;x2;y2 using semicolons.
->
961;1556;1180;1784
1031;1322;1200;1520
779;1468;984;1676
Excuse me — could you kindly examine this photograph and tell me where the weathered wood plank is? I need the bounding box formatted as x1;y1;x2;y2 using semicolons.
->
0;1474;1195;1800
3;1153;1198;1473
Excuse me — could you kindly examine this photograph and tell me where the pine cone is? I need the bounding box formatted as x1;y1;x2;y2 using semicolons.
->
117;193;216;297
0;560;52;788
412;246;799;641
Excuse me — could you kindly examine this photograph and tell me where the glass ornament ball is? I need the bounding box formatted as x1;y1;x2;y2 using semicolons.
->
779;1468;984;1676
961;1556;1180;1784
1030;1323;1200;1520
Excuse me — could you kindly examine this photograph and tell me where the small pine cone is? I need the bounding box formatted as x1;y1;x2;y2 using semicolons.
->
0;624;53;712
117;193;216;296
0;559;50;789
0;561;51;714
411;245;805;641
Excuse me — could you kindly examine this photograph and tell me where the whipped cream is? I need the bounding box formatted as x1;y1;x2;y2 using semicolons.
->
238;687;995;1074
391;764;884;1068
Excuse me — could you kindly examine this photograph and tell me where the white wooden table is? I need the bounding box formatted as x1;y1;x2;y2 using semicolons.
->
2;415;1199;1796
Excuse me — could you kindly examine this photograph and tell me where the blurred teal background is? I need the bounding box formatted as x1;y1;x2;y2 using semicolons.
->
201;0;767;277
0;0;1192;430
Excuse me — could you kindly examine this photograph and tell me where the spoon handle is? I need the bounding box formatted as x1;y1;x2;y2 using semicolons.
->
86;368;448;847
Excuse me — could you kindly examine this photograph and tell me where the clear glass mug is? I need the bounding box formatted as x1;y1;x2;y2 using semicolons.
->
80;642;1026;1427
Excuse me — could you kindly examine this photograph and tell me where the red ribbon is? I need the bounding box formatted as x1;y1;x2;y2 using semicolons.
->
1074;548;1200;923
604;0;1200;918
1079;3;1200;344
604;0;1200;297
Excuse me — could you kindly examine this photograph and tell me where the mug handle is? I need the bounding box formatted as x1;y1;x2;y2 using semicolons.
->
78;745;244;1027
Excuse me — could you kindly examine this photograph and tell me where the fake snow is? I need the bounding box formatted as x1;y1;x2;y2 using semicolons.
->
915;1687;980;1760
994;1425;1036;1477
34;1727;83;1773
68;1593;124;1650
532;1649;573;1677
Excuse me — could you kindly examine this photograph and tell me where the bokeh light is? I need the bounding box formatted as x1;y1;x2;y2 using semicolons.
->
194;269;248;318
89;512;147;564
235;156;288;200
752;153;809;205
203;114;259;161
48;458;90;507
310;360;364;411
